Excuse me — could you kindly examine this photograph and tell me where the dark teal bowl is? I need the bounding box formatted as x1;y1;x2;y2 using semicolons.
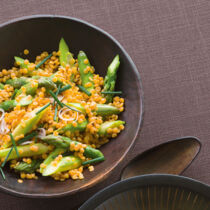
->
80;174;210;210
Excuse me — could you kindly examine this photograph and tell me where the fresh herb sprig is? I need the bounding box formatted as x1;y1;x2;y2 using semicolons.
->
35;53;52;69
59;84;71;93
1;132;38;176
17;131;38;145
0;168;5;180
48;90;63;108
82;157;105;166
10;133;19;158
11;89;18;99
54;104;58;121
36;103;51;115
101;91;122;94
1;147;13;167
78;85;91;96
62;103;82;113
53;84;61;106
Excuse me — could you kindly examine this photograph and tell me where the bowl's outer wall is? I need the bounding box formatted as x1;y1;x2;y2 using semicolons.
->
0;16;142;197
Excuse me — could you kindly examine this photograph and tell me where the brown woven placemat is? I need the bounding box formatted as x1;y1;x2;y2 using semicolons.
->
0;0;209;209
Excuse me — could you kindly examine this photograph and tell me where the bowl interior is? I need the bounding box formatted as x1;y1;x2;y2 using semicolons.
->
95;186;210;210
0;16;143;197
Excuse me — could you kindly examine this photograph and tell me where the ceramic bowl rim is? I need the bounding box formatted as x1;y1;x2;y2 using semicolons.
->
79;174;210;210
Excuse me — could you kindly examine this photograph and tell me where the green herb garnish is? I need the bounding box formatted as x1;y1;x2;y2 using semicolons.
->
101;91;122;94
54;104;58;121
48;90;63;108
36;102;51;115
82;156;105;166
78;85;91;96
11;89;18;99
10;133;19;158
34;137;38;143
59;84;72;93
17;131;38;145
0;168;5;180
62;103;82;113
1;147;13;167
53;84;61;106
35;53;52;69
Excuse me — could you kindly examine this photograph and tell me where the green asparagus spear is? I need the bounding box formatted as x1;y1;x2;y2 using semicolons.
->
36;76;56;90
40;135;71;148
59;38;75;82
3;106;48;148
0;100;17;111
83;146;104;159
19;95;33;106
58;120;88;134
49;73;64;86
14;57;29;69
14;56;44;76
66;103;120;116
15;82;38;97
78;51;94;92
59;38;73;67
42;155;82;176
40;135;104;159
40;135;105;168
0;83;4;90
98;120;125;136
40;148;66;173
0;96;32;111
7;76;56;91
6;77;29;89
14;159;42;173
0;143;49;162
95;104;120;116
102;55;120;103
12;106;47;138
1;132;38;167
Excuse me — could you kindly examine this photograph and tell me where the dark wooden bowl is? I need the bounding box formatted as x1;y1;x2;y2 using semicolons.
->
0;15;143;198
79;174;210;210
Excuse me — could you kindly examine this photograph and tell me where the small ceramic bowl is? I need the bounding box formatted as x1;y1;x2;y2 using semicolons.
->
0;15;143;198
79;174;210;210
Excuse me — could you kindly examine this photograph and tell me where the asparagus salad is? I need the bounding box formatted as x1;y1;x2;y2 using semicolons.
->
0;38;125;182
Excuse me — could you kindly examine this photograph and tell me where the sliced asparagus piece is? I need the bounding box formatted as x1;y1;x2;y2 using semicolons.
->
14;159;42;173
42;155;82;176
0;143;49;162
103;55;120;103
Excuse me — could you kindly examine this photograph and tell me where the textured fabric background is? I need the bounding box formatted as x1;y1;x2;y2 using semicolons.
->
0;0;210;209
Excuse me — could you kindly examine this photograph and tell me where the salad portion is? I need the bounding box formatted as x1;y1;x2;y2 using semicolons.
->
0;38;125;182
